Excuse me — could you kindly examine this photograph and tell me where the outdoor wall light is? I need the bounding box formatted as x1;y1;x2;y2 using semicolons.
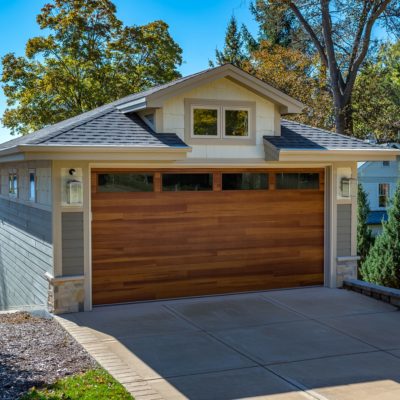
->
340;177;351;198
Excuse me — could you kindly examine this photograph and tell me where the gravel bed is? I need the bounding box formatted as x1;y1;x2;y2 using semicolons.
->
0;312;97;400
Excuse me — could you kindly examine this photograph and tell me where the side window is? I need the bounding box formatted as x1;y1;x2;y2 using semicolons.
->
276;173;320;190
8;170;18;197
379;183;390;207
29;169;36;202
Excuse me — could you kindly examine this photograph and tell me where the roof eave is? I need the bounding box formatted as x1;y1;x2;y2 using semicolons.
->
267;148;400;162
121;64;305;114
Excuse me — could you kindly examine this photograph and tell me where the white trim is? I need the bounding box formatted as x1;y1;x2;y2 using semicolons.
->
190;104;221;139
222;106;251;139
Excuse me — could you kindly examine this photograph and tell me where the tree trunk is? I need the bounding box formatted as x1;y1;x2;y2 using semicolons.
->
334;97;353;135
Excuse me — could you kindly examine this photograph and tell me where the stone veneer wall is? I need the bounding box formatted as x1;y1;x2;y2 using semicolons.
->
47;277;84;314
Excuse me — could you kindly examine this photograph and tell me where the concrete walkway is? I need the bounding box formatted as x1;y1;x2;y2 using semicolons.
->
57;287;400;400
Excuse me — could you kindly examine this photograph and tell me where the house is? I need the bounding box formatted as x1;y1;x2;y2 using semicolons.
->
358;145;400;235
0;64;398;314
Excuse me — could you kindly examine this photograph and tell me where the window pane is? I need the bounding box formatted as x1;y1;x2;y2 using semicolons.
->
29;171;36;201
162;174;213;191
225;110;249;137
379;183;389;207
276;173;319;189
222;173;268;190
98;173;153;192
193;109;218;136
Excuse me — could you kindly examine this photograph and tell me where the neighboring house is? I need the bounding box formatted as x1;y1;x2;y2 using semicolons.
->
0;64;398;313
358;145;400;235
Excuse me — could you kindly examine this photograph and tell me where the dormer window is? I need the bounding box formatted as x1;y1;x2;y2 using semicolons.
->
190;103;251;139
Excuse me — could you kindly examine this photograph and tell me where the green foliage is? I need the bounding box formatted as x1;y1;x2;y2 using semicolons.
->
353;41;400;142
21;368;133;399
357;184;374;267
210;15;253;68
1;0;182;135
360;183;400;288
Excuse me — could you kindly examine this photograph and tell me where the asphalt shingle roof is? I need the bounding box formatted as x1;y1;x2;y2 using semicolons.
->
265;120;384;150
0;109;187;149
38;110;187;147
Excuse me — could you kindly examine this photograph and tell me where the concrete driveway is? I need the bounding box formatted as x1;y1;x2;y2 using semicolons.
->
60;287;400;400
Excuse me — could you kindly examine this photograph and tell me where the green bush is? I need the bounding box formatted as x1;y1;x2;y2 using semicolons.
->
360;182;400;288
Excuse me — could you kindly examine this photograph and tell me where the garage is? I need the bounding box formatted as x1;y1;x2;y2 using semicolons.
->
91;169;324;305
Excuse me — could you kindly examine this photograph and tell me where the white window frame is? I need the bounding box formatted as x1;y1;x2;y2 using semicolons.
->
222;106;251;139
190;105;221;138
378;183;390;208
29;168;37;202
8;169;18;198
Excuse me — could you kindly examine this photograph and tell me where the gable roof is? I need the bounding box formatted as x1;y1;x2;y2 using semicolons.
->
264;120;400;161
114;64;305;114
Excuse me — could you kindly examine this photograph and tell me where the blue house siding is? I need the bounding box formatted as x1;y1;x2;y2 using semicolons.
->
0;160;53;310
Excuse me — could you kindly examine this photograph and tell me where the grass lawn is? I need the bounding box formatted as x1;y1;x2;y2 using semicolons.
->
21;368;133;400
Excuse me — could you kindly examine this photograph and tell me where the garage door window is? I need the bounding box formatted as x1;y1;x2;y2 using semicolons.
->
162;173;213;191
276;173;319;189
222;173;268;190
98;173;154;192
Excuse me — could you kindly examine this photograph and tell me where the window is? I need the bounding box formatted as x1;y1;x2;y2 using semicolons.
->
379;183;390;207
29;169;36;202
8;171;18;197
143;113;155;129
98;173;153;192
276;173;320;190
224;108;249;137
191;104;251;139
192;107;219;137
162;173;213;191
383;161;390;166
222;173;268;190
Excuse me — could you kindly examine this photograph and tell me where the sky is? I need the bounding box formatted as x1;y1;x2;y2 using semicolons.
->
0;0;258;144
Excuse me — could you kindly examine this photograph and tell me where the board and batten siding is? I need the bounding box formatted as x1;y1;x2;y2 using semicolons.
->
61;212;84;276
0;161;53;310
337;204;352;257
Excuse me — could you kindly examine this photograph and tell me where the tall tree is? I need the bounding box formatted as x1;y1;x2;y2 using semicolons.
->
1;0;182;135
360;183;400;288
353;41;400;141
245;40;333;129
259;0;400;135
357;184;374;268
211;15;252;67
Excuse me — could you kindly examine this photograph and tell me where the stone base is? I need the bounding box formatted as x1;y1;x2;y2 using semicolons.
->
46;273;85;314
336;256;360;287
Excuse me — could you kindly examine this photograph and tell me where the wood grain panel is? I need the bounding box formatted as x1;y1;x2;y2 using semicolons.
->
92;170;324;305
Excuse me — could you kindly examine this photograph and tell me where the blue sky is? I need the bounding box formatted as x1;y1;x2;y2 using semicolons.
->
0;0;258;143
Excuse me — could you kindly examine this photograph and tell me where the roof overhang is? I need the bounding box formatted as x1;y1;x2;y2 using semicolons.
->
264;142;400;162
0;144;191;162
116;64;305;114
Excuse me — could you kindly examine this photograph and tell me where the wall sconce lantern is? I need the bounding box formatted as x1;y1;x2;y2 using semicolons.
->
340;177;351;198
66;168;83;205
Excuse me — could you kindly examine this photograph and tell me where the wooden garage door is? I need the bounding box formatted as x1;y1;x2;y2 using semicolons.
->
92;169;324;305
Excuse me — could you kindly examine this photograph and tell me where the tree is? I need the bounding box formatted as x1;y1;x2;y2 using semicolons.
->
245;40;334;129
1;0;182;135
360;183;400;288
353;41;400;141
258;0;400;135
211;15;253;67
357;184;374;268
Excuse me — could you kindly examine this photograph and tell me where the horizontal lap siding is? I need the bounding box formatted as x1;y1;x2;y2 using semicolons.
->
0;199;52;310
337;204;352;257
92;173;324;305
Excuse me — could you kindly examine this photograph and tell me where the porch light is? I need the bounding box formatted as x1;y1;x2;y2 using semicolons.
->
340;177;351;198
66;168;83;205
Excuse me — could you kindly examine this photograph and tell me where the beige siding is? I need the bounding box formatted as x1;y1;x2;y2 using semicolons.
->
0;160;52;207
161;77;277;159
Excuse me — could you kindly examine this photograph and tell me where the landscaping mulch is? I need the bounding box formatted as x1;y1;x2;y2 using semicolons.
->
0;312;97;400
